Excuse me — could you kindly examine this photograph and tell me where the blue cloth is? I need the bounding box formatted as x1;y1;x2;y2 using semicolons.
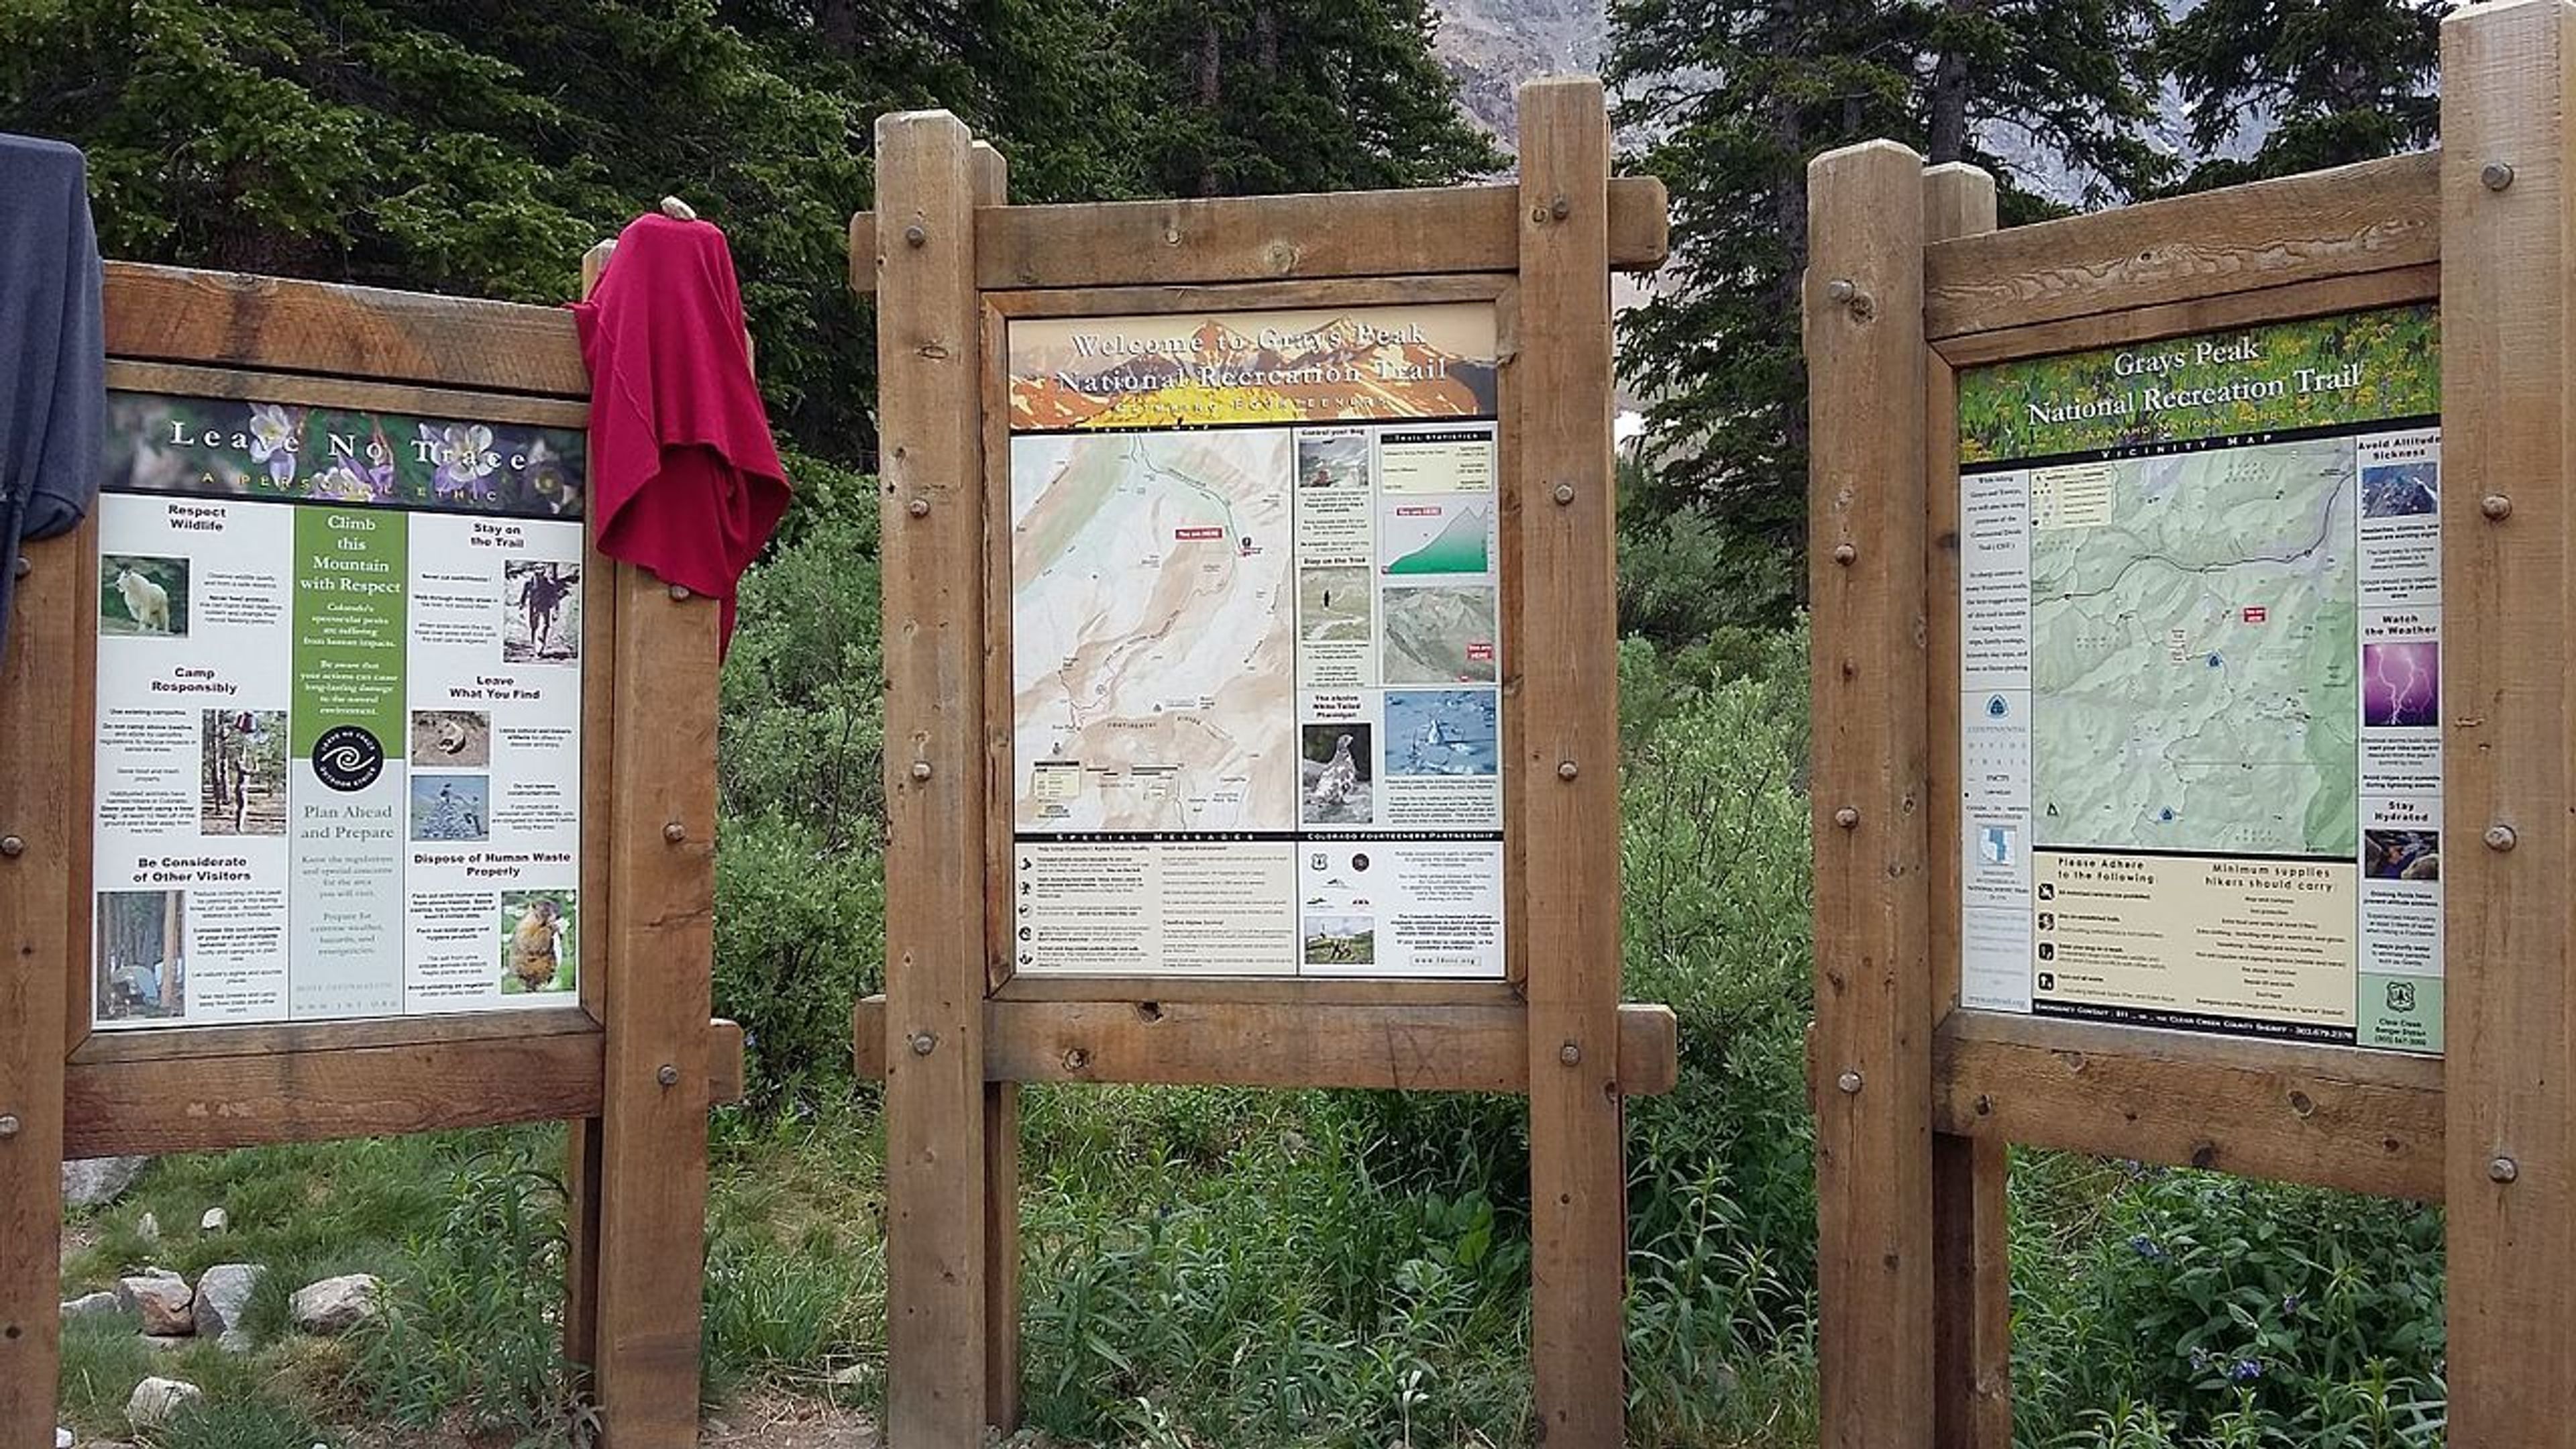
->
0;134;105;663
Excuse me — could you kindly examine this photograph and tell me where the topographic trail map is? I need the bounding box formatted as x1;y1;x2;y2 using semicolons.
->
1012;430;1295;832
1955;305;2443;1049
1004;303;1508;980
2031;439;2360;857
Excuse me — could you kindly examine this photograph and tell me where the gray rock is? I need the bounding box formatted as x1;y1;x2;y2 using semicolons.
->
109;1268;180;1315
199;1207;228;1234
134;1212;160;1244
60;1157;147;1209
121;1274;194;1337
58;1290;123;1322
193;1263;265;1350
55;1428;72;1449
125;1376;201;1431
288;1273;382;1335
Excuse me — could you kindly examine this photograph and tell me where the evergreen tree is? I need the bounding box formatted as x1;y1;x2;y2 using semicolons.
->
2159;0;2445;190
1115;0;1503;197
0;0;892;453
1606;0;2165;627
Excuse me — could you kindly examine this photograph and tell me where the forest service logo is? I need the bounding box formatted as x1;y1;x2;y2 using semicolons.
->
311;724;385;792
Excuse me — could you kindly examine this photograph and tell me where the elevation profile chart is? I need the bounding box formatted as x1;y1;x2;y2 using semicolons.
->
1953;306;2445;1053
1005;303;1507;979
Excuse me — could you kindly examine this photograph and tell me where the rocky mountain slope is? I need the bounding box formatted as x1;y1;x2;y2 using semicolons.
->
1429;0;2241;203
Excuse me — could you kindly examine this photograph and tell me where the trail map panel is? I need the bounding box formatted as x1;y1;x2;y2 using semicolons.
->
1008;304;1506;978
91;391;587;1030
1956;307;2443;1051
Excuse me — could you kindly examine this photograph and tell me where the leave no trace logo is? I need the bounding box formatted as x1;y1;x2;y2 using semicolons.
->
312;725;385;792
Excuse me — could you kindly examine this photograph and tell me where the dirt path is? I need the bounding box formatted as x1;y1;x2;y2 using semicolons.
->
700;1394;879;1448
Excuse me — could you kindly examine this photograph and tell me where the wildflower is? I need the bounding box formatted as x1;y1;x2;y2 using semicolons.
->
421;422;499;498
309;463;373;502
521;435;570;508
2282;1292;2302;1314
365;423;399;499
2129;1234;2166;1261
2229;1357;2263;1382
247;403;300;484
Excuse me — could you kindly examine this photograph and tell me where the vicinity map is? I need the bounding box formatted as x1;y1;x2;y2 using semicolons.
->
2030;438;2361;857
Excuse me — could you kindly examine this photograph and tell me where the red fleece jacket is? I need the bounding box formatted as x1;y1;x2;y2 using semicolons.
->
572;212;789;647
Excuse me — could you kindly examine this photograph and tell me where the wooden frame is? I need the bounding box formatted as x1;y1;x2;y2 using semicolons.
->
864;79;1676;1448
0;259;743;1449
1809;5;2576;1444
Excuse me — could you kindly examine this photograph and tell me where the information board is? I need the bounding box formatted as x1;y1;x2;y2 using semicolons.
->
1005;303;1507;977
91;390;588;1028
1955;307;2444;1051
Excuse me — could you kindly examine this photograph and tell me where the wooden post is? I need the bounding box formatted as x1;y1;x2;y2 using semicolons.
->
588;572;720;1447
0;523;89;1448
2440;3;2576;1440
967;135;1025;1439
1921;159;2013;1449
1808;139;1937;1449
1513;76;1627;1449
562;235;618;1390
878;108;993;1447
1930;1136;2010;1447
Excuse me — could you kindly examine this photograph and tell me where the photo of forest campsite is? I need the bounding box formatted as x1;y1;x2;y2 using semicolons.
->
98;554;186;636
21;3;2478;1446
95;890;184;1024
199;708;287;835
502;559;580;664
499;889;576;994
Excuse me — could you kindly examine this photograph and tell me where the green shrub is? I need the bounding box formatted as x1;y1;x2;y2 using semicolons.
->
716;471;889;1108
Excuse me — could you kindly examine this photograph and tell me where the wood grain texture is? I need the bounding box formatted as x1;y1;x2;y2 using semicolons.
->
72;1007;600;1063
1513;76;1628;1449
52;535;98;1066
68;1028;597;1157
876;108;992;1449
993;975;1522;1006
1932;1134;2012;1449
590;565;720;1448
1923;150;2437;339
2439;5;2576;1438
1932;264;2441;369
564;241;619;1379
1932;1011;2444;1200
968;136;1026;1440
982;274;1512;319
101;360;590;430
62;1020;739;1159
853;998;1680;1095
849;176;1666;294
1807;138;1937;1449
103;261;589;397
0;521;87;1443
979;317;1012;1002
1921;160;2013;1449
